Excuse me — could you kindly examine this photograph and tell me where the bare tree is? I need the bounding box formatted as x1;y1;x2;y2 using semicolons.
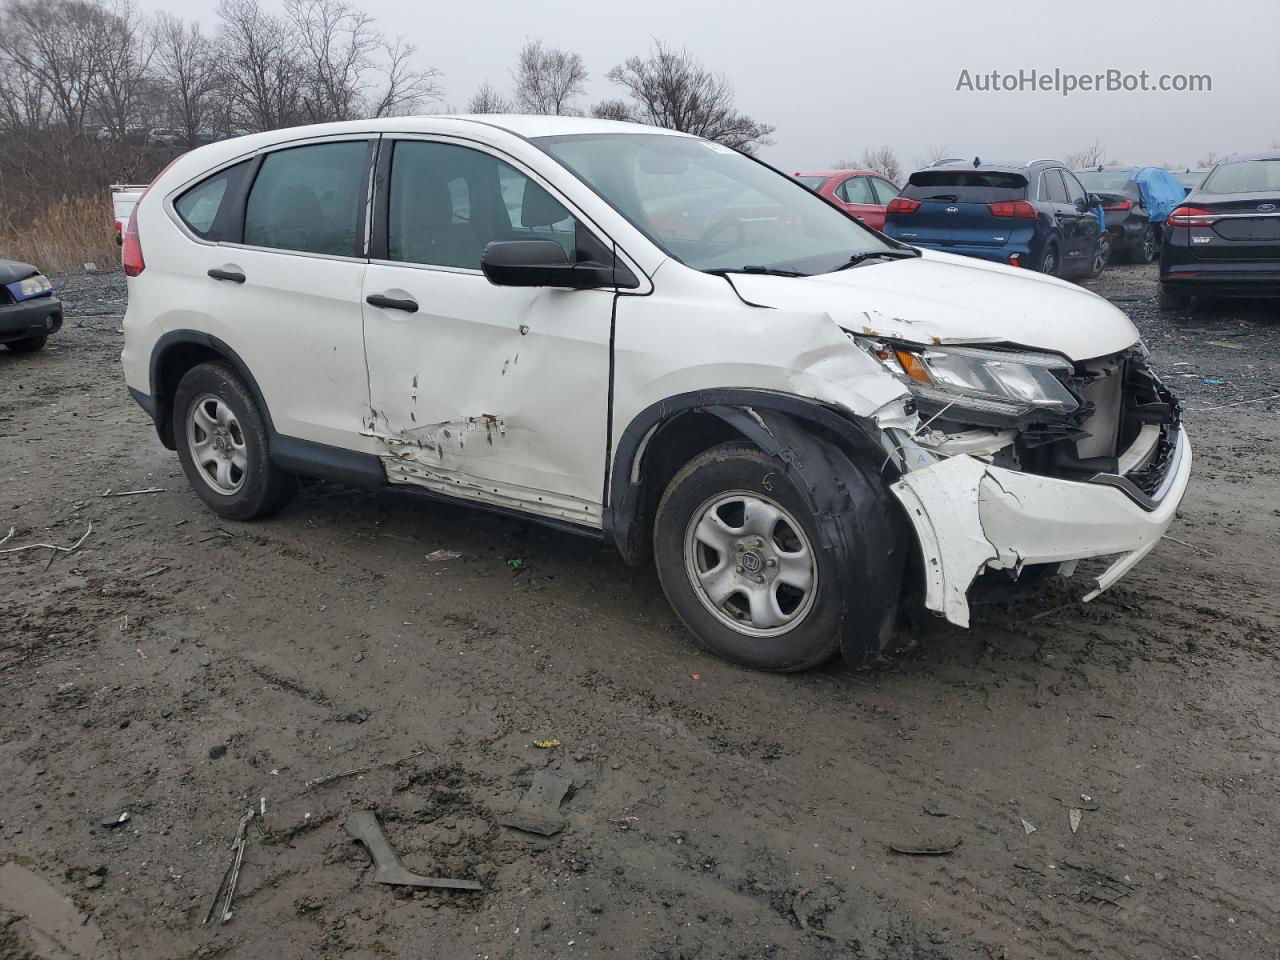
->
0;0;110;134
1064;137;1108;169
214;0;305;132
153;12;219;146
1196;150;1219;168
915;143;951;167
285;0;374;122
590;98;634;122
604;41;773;153
94;0;155;139
512;39;586;115
466;82;511;114
367;35;439;117
858;145;901;181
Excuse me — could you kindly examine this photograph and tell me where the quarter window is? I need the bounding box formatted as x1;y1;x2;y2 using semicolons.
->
243;141;369;256
174;160;251;241
388;140;578;269
871;178;900;203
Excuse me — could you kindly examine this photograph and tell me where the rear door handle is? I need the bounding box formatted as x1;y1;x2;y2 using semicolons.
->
366;294;419;313
208;268;245;283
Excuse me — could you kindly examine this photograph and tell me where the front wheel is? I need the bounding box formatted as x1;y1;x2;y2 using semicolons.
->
173;361;296;521
1157;282;1190;312
5;333;47;353
653;443;902;672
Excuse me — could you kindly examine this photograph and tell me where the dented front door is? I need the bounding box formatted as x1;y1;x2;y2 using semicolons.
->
360;137;614;526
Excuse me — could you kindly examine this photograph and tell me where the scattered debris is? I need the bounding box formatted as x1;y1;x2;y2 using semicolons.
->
532;738;560;749
690;672;702;681
345;811;481;890
204;808;258;925
1198;392;1280;412
1205;340;1245;350
0;522;93;558
508;558;526;571
302;748;427;790
1162;534;1213;556
888;835;961;856
425;549;462;562
209;744;227;760
499;770;573;837
790;888;835;940
102;487;164;497
0;527;13;547
1021;818;1038;836
139;565;169;579
1202;377;1225;385
100;811;131;829
1069;808;1083;834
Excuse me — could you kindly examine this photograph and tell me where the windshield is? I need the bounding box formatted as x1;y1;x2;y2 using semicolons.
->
1200;159;1280;194
1076;170;1136;191
534;133;895;275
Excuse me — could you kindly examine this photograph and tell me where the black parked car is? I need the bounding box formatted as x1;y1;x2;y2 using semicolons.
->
1075;166;1184;264
1159;153;1280;309
0;258;62;352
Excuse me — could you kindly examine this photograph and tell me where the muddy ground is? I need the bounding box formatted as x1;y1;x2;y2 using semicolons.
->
1;263;1278;960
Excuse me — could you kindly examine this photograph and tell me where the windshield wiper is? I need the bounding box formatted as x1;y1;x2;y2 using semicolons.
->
833;249;920;272
736;265;807;277
925;193;959;201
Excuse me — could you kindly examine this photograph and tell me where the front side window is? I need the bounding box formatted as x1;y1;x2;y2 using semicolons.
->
388;140;578;269
837;176;875;204
174;160;251;241
1062;170;1089;206
243;141;368;256
536;132;894;276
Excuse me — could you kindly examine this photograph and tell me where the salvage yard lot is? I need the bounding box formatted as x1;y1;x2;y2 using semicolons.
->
2;266;1279;959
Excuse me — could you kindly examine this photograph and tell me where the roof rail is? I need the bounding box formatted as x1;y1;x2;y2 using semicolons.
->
1026;158;1065;166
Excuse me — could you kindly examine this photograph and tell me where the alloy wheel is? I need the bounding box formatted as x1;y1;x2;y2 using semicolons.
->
683;491;818;637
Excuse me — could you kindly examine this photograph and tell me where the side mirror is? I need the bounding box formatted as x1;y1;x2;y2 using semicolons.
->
1086;193;1104;208
481;239;635;290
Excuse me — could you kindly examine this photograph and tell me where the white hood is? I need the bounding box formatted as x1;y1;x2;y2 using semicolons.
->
728;249;1140;362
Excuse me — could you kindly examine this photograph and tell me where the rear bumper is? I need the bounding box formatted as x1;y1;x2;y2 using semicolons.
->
1161;258;1280;296
891;425;1192;627
901;242;1025;265
0;297;62;343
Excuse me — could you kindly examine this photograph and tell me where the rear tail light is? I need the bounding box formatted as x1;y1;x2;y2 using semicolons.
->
121;205;145;277
1103;199;1133;211
988;200;1038;219
1167;205;1218;226
1008;252;1022;267
886;197;921;215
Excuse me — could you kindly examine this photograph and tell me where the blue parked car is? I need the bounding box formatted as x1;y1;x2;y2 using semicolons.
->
883;159;1108;278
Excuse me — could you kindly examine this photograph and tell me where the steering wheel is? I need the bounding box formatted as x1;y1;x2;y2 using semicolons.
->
698;217;747;251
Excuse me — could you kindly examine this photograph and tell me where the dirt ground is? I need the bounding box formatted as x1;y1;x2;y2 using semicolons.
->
1;263;1278;960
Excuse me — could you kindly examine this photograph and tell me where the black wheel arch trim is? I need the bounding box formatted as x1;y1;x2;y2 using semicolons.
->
603;389;899;565
145;329;386;488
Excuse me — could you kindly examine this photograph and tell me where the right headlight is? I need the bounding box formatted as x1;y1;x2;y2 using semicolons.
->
853;336;1080;423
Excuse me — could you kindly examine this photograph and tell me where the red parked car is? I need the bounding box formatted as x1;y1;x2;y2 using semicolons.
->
793;169;901;230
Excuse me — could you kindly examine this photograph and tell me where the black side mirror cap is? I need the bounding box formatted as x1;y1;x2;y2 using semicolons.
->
481;239;638;290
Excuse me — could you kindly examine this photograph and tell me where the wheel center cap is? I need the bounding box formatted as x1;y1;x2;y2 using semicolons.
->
741;551;763;574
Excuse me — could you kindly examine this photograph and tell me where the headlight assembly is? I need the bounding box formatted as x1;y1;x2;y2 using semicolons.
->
853;336;1080;423
10;274;54;300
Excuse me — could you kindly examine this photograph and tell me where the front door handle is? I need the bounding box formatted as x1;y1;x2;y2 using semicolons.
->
208;268;245;283
366;294;419;313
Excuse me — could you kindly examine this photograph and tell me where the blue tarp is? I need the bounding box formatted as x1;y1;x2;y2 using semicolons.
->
1130;167;1185;224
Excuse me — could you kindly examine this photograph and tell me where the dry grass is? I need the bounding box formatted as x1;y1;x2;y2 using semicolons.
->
0;195;121;273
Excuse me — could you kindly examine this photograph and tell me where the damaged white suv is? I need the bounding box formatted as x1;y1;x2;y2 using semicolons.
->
121;116;1191;671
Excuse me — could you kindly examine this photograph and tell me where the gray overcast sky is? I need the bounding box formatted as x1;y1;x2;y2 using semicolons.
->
206;0;1280;171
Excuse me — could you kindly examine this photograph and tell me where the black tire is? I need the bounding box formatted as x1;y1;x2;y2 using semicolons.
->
1086;235;1109;278
1157;282;1190;312
653;441;904;672
6;334;47;353
173;361;296;521
1129;223;1156;264
1038;244;1059;276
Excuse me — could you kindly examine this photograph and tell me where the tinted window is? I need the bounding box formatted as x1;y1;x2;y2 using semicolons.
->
244;141;368;256
174;160;251;241
871;178;900;203
1040;169;1069;203
901;169;1028;203
794;175;829;191
1062;170;1088;206
1200;159;1280;194
837;176;875;204
388;140;577;269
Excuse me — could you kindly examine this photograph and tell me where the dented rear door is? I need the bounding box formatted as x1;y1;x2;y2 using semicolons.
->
360;136;614;527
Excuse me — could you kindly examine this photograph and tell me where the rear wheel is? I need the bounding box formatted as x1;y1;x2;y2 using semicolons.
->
1038;244;1059;276
1130;223;1157;263
653;442;902;672
1157;282;1190;311
5;334;46;353
173;361;296;520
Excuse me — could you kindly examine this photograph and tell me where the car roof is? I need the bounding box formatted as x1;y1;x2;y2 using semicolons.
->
244;114;686;143
792;169;880;178
915;161;1033;174
1212;152;1280;163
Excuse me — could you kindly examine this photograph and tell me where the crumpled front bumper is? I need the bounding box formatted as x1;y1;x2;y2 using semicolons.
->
890;425;1192;627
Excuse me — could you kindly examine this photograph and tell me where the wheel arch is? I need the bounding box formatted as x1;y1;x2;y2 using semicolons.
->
149;331;275;450
604;390;899;567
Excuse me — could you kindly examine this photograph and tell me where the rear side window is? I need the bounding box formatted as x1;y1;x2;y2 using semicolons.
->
244;141;369;256
871;178;900;203
174;160;251;241
837;177;875;204
901;170;1028;203
1039;169;1069;203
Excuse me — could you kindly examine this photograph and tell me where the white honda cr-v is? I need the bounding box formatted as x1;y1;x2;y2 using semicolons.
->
120;115;1191;671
